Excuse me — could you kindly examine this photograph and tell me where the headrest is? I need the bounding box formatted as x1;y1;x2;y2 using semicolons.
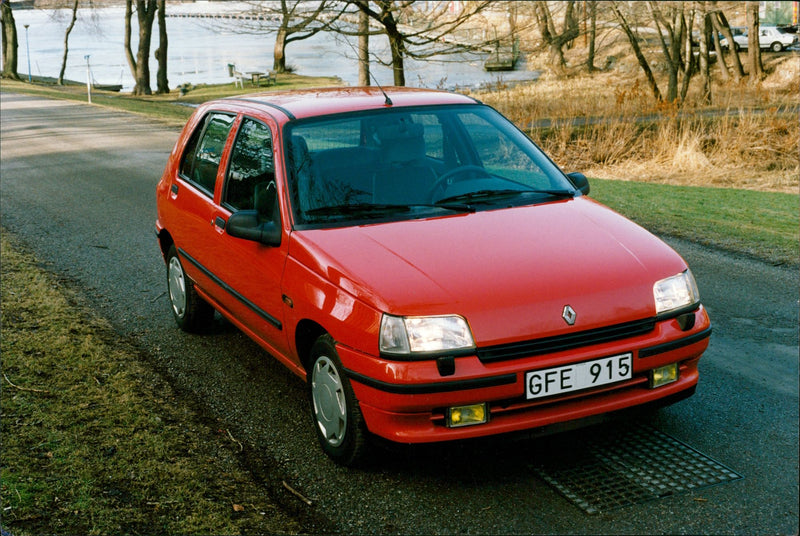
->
376;123;425;164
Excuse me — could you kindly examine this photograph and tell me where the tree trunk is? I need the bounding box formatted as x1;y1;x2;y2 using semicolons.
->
746;1;763;80
708;11;730;81
698;5;712;103
155;0;168;93
678;8;695;103
124;0;136;78
358;8;369;86
387;29;405;86
610;3;662;102
124;0;157;95
1;0;20;80
711;3;744;80
58;0;79;85
587;0;596;74
273;25;287;72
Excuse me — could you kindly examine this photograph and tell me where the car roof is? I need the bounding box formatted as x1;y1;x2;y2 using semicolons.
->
222;86;480;121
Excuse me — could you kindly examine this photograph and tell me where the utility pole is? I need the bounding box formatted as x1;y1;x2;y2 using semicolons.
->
85;55;92;104
23;24;31;82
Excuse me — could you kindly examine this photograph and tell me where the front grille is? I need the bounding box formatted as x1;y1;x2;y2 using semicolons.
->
476;318;656;363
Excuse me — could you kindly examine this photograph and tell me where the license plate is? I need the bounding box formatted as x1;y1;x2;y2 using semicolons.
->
525;353;632;400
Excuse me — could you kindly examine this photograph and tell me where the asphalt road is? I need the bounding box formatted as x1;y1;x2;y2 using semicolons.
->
1;92;797;535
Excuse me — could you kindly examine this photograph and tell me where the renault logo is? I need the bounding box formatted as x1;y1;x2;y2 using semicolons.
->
562;305;577;325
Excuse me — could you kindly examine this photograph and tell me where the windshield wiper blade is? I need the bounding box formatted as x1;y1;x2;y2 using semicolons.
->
526;189;576;198
411;203;475;213
305;202;476;219
435;188;575;207
434;189;530;206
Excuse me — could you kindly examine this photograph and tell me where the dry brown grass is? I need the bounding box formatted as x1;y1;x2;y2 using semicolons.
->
470;54;799;194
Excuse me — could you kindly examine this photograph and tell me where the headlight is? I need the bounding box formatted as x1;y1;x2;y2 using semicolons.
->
654;270;700;315
379;314;475;356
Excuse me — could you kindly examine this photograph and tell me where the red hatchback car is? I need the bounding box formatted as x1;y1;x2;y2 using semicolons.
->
156;87;711;465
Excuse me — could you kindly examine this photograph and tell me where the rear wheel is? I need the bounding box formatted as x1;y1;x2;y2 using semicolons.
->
308;334;368;466
771;42;783;52
166;245;214;332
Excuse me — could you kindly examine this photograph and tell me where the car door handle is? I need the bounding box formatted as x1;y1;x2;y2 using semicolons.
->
213;216;226;230
171;184;179;194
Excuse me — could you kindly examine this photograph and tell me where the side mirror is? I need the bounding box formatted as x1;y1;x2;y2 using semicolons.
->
567;172;590;196
226;210;281;247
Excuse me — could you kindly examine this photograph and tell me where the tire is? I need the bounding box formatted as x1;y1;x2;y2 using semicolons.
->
166;245;214;332
308;334;368;466
733;42;740;51
771;42;783;52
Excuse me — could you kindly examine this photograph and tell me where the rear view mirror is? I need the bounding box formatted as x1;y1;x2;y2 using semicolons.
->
226;210;281;246
567;172;590;195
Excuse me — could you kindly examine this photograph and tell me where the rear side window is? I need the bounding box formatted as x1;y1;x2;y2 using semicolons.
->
179;112;235;196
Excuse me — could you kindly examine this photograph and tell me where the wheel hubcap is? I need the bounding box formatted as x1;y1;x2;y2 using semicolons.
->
168;257;187;318
311;356;347;447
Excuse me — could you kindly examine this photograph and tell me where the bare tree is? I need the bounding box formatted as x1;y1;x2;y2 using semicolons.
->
745;1;763;80
1;0;20;80
225;1;345;74
348;0;491;87
648;1;696;104
533;1;579;73
709;1;744;81
154;0;168;93
58;0;80;85
124;0;157;95
275;1;346;73
610;2;662;102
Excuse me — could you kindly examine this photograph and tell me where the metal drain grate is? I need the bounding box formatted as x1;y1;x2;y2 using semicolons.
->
532;423;743;514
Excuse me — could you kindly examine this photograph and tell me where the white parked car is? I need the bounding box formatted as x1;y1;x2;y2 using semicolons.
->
721;26;798;52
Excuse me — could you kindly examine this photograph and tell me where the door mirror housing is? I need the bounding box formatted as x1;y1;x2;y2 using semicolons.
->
226;210;281;246
567;172;590;195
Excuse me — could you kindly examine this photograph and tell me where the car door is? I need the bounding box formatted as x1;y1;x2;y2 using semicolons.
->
205;115;292;360
170;111;236;303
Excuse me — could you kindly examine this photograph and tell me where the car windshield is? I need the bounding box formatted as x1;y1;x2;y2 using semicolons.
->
285;105;575;228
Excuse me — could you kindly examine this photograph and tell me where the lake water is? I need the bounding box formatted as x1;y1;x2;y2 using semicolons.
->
9;3;537;92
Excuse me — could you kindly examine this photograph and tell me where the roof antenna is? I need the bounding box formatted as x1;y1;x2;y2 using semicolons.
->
372;71;392;106
341;27;392;105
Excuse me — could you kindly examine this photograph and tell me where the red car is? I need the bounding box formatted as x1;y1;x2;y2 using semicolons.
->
155;87;711;465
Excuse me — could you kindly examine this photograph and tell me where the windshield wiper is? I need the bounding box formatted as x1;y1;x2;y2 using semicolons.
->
435;188;575;206
304;202;474;219
526;189;576;198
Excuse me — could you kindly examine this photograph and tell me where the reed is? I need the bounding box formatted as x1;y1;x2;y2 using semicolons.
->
471;57;799;194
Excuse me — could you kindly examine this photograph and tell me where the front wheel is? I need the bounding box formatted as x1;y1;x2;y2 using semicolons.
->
308;334;368;466
166;245;214;332
770;42;783;52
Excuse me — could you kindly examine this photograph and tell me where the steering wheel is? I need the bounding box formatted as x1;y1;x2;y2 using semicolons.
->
428;165;491;203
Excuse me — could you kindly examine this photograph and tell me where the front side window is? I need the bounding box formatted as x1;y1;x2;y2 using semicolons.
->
223;118;275;219
179;112;235;196
285;105;572;229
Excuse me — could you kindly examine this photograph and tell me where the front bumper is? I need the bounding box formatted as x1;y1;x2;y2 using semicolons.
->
341;306;711;444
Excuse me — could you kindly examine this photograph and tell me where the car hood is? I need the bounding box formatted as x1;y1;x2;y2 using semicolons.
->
289;197;688;345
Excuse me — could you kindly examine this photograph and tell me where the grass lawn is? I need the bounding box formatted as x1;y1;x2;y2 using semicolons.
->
0;234;302;535
590;178;798;267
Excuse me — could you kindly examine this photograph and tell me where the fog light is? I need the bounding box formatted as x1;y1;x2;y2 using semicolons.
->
446;403;488;428
649;363;679;388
